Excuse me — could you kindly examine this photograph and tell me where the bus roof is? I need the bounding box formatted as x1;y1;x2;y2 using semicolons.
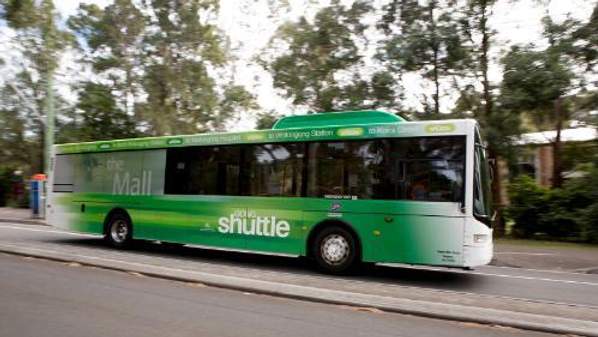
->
54;111;475;155
272;110;405;129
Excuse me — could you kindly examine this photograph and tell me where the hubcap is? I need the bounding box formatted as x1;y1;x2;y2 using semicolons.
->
110;220;128;243
320;234;350;265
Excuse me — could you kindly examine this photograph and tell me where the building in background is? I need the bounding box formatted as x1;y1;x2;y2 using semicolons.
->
514;126;597;187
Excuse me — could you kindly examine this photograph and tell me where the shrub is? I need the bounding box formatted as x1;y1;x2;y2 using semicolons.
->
505;175;550;238
569;164;598;243
506;164;598;243
581;202;598;243
0;168;14;207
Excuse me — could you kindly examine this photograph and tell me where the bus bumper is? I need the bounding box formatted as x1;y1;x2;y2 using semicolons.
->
462;241;493;268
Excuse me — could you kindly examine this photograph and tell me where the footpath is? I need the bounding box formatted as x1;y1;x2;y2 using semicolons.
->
1;207;597;336
0;207;45;226
494;238;598;274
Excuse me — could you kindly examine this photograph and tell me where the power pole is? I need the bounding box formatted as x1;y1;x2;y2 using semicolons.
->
44;70;55;175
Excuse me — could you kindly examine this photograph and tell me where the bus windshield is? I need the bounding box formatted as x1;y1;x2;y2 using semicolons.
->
473;128;493;226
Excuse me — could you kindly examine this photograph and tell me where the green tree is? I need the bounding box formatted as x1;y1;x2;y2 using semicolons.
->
68;0;145;116
379;0;471;116
59;82;138;143
264;1;395;113
0;83;35;174
138;0;256;135
461;0;525;236
0;0;73;173
500;15;584;188
570;2;597;71
255;110;280;130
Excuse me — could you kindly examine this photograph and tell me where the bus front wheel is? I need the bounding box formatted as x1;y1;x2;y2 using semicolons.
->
312;226;359;274
105;213;133;248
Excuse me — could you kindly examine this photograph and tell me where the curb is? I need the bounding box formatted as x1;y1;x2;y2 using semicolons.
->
0;218;48;226
0;244;597;336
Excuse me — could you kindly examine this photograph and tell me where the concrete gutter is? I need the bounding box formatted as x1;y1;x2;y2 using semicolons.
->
1;244;597;336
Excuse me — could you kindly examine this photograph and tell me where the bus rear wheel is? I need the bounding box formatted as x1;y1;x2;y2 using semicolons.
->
105;213;132;248
312;226;358;274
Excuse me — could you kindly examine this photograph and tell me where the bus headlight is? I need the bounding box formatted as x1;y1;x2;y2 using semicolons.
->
473;234;488;243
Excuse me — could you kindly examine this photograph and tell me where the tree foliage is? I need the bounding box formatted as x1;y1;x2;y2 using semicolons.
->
265;1;396;113
499;15;585;188
506;163;598;242
59;82;139;143
68;0;145;115
0;0;73;173
67;0;257;136
379;0;472;116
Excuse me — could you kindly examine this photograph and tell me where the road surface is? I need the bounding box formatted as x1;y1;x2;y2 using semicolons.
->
0;223;597;330
0;253;554;337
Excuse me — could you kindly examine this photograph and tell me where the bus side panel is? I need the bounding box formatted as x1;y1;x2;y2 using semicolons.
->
301;199;465;266
130;196;306;255
241;197;306;255
131;195;247;250
48;193;106;235
375;215;465;266
300;211;464;266
302;210;380;261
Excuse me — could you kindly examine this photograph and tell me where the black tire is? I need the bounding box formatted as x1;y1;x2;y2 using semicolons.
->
312;226;359;274
104;212;133;248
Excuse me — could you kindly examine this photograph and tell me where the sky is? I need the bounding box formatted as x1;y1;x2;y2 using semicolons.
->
2;0;597;130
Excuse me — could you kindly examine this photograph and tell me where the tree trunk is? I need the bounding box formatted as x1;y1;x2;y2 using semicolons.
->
552;97;564;188
480;0;492;119
433;47;440;115
488;148;505;236
479;0;505;236
430;2;440;115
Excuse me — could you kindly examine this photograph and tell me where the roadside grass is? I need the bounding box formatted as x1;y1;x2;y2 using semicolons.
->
495;237;598;251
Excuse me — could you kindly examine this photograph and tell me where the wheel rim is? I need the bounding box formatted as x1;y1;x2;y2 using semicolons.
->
320;234;350;265
110;219;128;243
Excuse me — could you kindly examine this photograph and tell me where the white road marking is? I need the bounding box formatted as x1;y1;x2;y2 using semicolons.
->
495;252;556;256
1;242;598;310
480;264;598;277
1;223;597;287
0;224;99;237
379;263;598;286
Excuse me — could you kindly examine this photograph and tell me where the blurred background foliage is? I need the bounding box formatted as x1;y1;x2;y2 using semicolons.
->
506;162;598;243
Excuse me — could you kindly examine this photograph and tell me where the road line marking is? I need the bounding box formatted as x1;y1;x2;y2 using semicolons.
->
480;265;598;277
495;252;556;256
0;224;99;237
471;271;598;286
399;266;598;287
2;242;598;311
2;241;598;310
1;224;598;287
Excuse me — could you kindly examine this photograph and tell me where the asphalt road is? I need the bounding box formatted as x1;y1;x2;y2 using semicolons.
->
0;253;557;337
1;223;597;311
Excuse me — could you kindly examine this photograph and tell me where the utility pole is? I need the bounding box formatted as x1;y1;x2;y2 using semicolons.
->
44;70;54;175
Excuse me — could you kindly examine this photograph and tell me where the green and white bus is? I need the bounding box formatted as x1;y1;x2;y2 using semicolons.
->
48;110;493;273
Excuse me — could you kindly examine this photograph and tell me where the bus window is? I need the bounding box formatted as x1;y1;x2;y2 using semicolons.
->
306;137;465;202
53;155;74;193
306;140;385;199
245;143;304;197
165;146;241;195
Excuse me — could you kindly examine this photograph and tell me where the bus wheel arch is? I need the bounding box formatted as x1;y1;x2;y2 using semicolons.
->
306;219;362;274
103;208;133;248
